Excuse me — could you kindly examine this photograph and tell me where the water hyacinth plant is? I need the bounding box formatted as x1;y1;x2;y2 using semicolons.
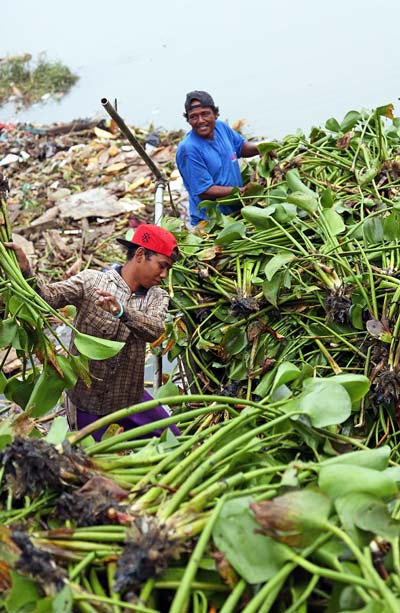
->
165;102;400;446
1;103;400;611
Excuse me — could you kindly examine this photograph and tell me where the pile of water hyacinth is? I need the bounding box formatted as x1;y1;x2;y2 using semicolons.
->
1;103;400;612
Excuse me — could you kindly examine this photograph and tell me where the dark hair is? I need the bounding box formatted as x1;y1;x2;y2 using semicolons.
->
183;105;219;121
126;245;156;261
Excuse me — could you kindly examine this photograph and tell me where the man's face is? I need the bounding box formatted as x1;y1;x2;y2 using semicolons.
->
187;102;217;139
136;250;174;288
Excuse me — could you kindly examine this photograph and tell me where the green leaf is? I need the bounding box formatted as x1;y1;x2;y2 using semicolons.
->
49;585;73;613
212;496;292;583
33;585;73;613
321;187;334;209
0;369;7;393
3;374;36;409
241;205;273;229
155;379;179;400
254;370;275;398
5;571;41;612
271;383;292;402
319;465;398;500
73;332;124;360
35;596;57;613
362;217;385;245
257;142;278;155
356;164;380;186
242;182;265;201
299;379;352;427
321;208;346;235
0;433;12;450
265;253;295;281
55;355;78;389
222;327;248;355
266;185;288;205
285;169;315;197
340;110;361;132
335;491;400;546
350;304;364;330
25;366;65;418
354;497;400;539
270;361;300;394
0;319;18;348
325;373;370;402
287;191;318;215
262;273;283;307
321;446;390;470
16;327;28;351
69;354;91;387
215;221;246;245
7;297;39;326
375;103;394;119
273;202;297;223
383;211;400;240
45;416;69;445
325;117;341;133
383;466;400;484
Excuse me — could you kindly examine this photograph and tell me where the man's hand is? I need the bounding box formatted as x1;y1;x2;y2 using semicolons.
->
4;242;32;276
94;289;122;316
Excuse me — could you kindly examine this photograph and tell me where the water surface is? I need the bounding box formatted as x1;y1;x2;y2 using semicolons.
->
2;0;400;138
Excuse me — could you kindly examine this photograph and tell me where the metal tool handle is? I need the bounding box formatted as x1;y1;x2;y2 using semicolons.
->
101;98;166;184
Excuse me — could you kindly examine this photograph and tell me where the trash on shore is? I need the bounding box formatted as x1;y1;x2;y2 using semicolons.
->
0;117;187;280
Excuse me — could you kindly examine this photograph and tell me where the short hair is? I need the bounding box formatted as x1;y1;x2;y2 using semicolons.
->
126;245;156;261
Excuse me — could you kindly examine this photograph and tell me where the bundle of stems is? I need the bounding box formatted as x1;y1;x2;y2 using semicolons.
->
1;388;400;611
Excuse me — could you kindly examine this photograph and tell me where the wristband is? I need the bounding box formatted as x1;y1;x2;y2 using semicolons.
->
112;302;124;319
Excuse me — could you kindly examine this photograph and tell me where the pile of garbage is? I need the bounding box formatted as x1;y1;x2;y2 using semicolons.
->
0;117;187;272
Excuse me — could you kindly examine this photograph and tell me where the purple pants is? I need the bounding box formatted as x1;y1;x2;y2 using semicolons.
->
75;390;180;442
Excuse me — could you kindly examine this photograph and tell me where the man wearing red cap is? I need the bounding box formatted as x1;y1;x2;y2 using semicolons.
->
176;90;259;227
6;224;179;440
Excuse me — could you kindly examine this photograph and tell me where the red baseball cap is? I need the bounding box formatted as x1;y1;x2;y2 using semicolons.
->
117;224;179;261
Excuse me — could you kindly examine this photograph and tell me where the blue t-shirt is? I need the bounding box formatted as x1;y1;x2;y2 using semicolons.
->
176;120;245;225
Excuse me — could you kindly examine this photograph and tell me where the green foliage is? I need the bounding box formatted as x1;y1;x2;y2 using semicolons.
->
212;496;292;583
0;53;78;108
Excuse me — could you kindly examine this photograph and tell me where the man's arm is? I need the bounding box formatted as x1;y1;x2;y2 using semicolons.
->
241;142;259;158
5;241;87;310
199;185;241;200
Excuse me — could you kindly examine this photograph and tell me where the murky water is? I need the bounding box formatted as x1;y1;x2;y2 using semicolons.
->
2;0;400;139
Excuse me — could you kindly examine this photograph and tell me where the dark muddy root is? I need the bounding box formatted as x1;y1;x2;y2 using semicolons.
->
0;436;95;500
230;294;260;317
219;381;241;397
56;476;130;526
11;531;67;592
324;290;352;325
369;367;400;406
113;515;184;597
368;342;400;407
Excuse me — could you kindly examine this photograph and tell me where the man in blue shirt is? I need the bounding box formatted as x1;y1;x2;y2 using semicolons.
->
176;90;259;226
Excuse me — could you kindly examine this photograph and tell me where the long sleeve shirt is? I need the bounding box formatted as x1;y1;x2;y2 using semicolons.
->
38;268;169;415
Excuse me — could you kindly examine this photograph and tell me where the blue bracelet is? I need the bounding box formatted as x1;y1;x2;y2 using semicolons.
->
112;302;124;319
